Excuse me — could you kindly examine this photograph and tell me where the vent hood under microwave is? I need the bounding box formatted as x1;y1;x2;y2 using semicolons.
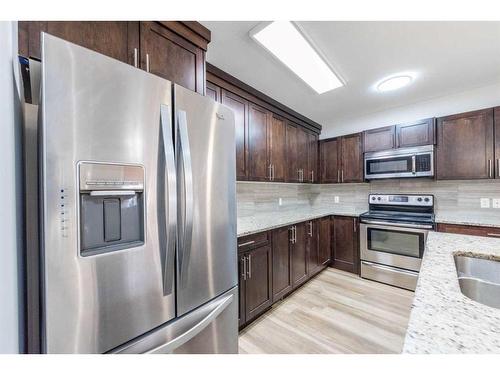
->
364;145;434;180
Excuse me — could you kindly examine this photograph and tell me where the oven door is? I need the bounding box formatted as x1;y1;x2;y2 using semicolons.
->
360;222;429;271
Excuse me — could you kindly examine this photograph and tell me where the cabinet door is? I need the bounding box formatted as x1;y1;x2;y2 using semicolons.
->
245;245;273;322
307;220;321;276
19;21;138;65
396;118;435;148
332;216;359;274
436;109;494;180
363;125;395;153
291;223;308;288
222;90;248;180
340;133;364;183
296;127;309;182
308;133;319;183
206;81;221;103
318;216;332;266
495;107;500;179
269;114;287;182
248;104;270;181
285;122;300;182
140;22;205;94
272;226;293;302
319;138;340;183
238;254;246;328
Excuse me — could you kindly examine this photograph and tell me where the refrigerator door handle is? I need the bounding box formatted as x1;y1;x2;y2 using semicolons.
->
160;104;176;295
177;109;194;287
146;294;234;354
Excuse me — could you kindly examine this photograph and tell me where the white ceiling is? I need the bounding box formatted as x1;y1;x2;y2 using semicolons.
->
202;21;500;131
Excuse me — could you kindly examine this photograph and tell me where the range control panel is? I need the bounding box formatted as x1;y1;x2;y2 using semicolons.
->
368;194;434;207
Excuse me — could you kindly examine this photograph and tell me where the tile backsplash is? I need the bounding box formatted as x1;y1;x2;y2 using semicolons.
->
237;179;500;219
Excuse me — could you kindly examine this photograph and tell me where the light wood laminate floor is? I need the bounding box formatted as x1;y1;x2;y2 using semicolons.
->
238;268;414;354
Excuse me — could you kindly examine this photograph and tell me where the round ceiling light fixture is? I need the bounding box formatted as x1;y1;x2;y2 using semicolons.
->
376;74;415;92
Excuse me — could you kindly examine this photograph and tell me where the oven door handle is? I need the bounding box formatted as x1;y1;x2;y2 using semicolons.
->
361;219;434;230
362;261;419;277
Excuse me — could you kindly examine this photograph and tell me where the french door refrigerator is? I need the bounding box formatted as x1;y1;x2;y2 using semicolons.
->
26;33;238;353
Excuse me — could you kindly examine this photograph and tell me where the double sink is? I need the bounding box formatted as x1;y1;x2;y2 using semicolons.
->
454;255;500;309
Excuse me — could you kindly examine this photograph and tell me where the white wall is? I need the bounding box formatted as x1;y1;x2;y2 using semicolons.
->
320;81;500;139
0;21;23;353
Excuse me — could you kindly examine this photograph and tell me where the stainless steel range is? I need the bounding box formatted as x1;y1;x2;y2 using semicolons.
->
359;194;435;291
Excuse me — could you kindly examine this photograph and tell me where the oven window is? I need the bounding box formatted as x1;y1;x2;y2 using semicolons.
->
366;156;412;175
367;228;424;258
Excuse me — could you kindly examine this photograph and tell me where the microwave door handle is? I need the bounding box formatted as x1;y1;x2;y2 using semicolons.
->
177;109;194;288
160;104;176;296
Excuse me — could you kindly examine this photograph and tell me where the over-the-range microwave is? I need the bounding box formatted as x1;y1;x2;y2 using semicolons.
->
364;145;434;180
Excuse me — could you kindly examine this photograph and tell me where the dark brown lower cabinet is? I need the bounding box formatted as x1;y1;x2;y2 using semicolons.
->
306;220;321;276
331;216;360;274
318;216;332;266
271;226;293;302
291;222;308;288
238;244;272;327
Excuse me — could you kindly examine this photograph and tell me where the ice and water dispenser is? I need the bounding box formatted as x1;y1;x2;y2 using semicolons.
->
79;162;145;256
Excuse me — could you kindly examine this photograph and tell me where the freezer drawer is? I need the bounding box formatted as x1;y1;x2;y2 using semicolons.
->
361;261;418;291
112;286;238;354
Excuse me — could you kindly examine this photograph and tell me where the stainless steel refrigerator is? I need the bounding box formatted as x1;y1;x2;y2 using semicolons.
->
21;33;238;354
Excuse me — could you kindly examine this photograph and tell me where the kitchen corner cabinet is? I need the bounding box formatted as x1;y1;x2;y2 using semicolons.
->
331;216;359;274
308;218;330;276
318;216;332;266
271;226;293;302
18;21;210;95
436;108;495;180
291;222;308;288
237;233;272;327
319;133;363;183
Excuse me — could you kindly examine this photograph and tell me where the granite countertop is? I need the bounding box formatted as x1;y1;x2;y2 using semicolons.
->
403;231;500;353
237;207;365;237
435;213;500;228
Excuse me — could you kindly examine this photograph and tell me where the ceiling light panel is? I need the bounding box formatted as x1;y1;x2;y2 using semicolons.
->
251;21;343;94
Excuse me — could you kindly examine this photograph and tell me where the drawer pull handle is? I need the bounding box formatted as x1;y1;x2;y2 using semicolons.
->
238;240;255;247
487;233;500;237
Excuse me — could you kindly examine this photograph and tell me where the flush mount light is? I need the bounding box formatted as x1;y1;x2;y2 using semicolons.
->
250;21;344;95
376;74;415;92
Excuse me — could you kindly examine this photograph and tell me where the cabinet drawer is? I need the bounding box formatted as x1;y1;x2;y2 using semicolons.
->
437;223;500;238
238;231;270;252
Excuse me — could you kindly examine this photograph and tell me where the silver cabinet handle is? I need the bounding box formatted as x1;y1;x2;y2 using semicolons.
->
133;48;138;68
146;53;151;72
272;164;275;181
341;169;344;183
337;170;340;183
412;155;417;174
160;104;176;295
487;233;500;237
247;254;252;279
497;159;500;178
311;170;314;183
177;110;194;287
294;225;297;243
238;240;255;248
268;164;272;181
289;227;294;243
242;256;247;281
353;219;357;233
488;159;493;178
308;221;313;237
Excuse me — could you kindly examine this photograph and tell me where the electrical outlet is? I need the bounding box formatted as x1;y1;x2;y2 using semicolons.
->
492;199;500;209
278;198;283;206
480;198;490;208
334;196;340;204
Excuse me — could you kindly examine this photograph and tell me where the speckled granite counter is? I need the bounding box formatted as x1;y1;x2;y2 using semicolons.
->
403;231;500;353
435;213;500;228
237;208;364;237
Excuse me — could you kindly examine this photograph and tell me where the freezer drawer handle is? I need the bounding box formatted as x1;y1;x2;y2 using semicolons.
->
146;294;234;354
160;104;176;295
177;110;194;288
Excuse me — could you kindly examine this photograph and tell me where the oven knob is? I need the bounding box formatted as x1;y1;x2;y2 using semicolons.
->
417;197;422;202
377;197;381;201
371;197;376;201
424;197;430;202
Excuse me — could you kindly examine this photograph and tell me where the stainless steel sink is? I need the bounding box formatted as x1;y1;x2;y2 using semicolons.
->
454;255;500;309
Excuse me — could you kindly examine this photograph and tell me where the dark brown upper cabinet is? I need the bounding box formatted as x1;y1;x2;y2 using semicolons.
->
331;216;359;274
285;122;300;183
396;118;435;148
319;138;341;183
495;107;500;179
221;90;248;180
340;133;364;183
296;127;310;183
248;103;270;181
363;119;435;153
307;133;319;183
363;125;395;153
269;114;287;182
320;133;363;183
206;81;221;102
436;108;495;180
272;226;293;302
